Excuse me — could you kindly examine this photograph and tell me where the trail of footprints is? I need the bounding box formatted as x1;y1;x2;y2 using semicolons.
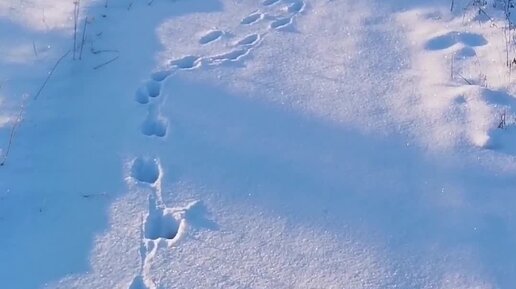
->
149;0;306;77
129;156;194;289
424;29;516;153
133;0;307;141
126;1;307;287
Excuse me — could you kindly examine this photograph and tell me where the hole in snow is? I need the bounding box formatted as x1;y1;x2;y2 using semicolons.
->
141;105;167;137
131;157;160;184
170;56;200;69
425;33;457;50
425;32;487;51
141;116;167;137
150;70;171;82
270;17;292;29
146;80;161;98
210;49;249;64
144;198;179;240
199;30;223;45
241;13;262;25
135;87;149;104
458;32;487;47
287;0;305;13
455;47;476;59
236;34;259;46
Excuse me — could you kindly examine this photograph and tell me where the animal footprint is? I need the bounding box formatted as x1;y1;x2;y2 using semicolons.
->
145;80;161;98
241;12;263;25
210;49;250;63
235;34;260;46
459;32;488;46
425;32;487;51
150;70;171;82
455;47;476;59
199;30;223;45
271;17;292;29
135;87;149;104
141;105;168;137
144;195;180;240
131;157;161;185
287;0;305;13
170;55;201;69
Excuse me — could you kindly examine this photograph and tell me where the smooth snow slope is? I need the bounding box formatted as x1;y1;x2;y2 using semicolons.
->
1;0;516;288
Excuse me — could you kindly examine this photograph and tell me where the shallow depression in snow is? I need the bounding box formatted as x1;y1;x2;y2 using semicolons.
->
131;157;160;184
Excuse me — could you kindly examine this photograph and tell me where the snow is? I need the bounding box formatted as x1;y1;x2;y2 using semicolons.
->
1;0;516;288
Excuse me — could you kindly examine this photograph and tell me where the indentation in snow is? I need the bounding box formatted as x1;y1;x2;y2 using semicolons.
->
141;115;167;137
425;32;487;51
141;105;168;137
210;49;249;63
236;34;260;46
144;197;179;240
131;157;160;184
455;47;476;59
241;12;263;25
150;70;171;82
270;17;292;29
199;30;223;45
170;56;201;69
287;0;305;13
146;80;161;98
135;87;149;104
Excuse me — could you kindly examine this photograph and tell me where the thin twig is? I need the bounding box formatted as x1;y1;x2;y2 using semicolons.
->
34;50;71;100
0;95;29;167
82;192;107;198
498;110;507;129
73;0;80;60
93;56;119;70
457;73;473;85
91;48;119;54
32;40;38;57
79;17;88;60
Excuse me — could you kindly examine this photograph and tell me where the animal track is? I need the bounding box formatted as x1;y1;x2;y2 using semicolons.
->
150;70;171;82
135;87;149;104
145;80;161;98
141;105;167;137
236;34;260;46
241;12;263;25
144;196;179;240
425;32;487;51
459;32;488;47
131;157;161;184
170;55;201;69
263;0;281;6
271;17;292;29
287;0;305;13
455;47;476;59
210;49;250;63
141;116;167;137
199;30;223;45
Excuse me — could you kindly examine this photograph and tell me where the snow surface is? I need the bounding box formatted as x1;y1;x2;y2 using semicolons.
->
1;0;516;288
